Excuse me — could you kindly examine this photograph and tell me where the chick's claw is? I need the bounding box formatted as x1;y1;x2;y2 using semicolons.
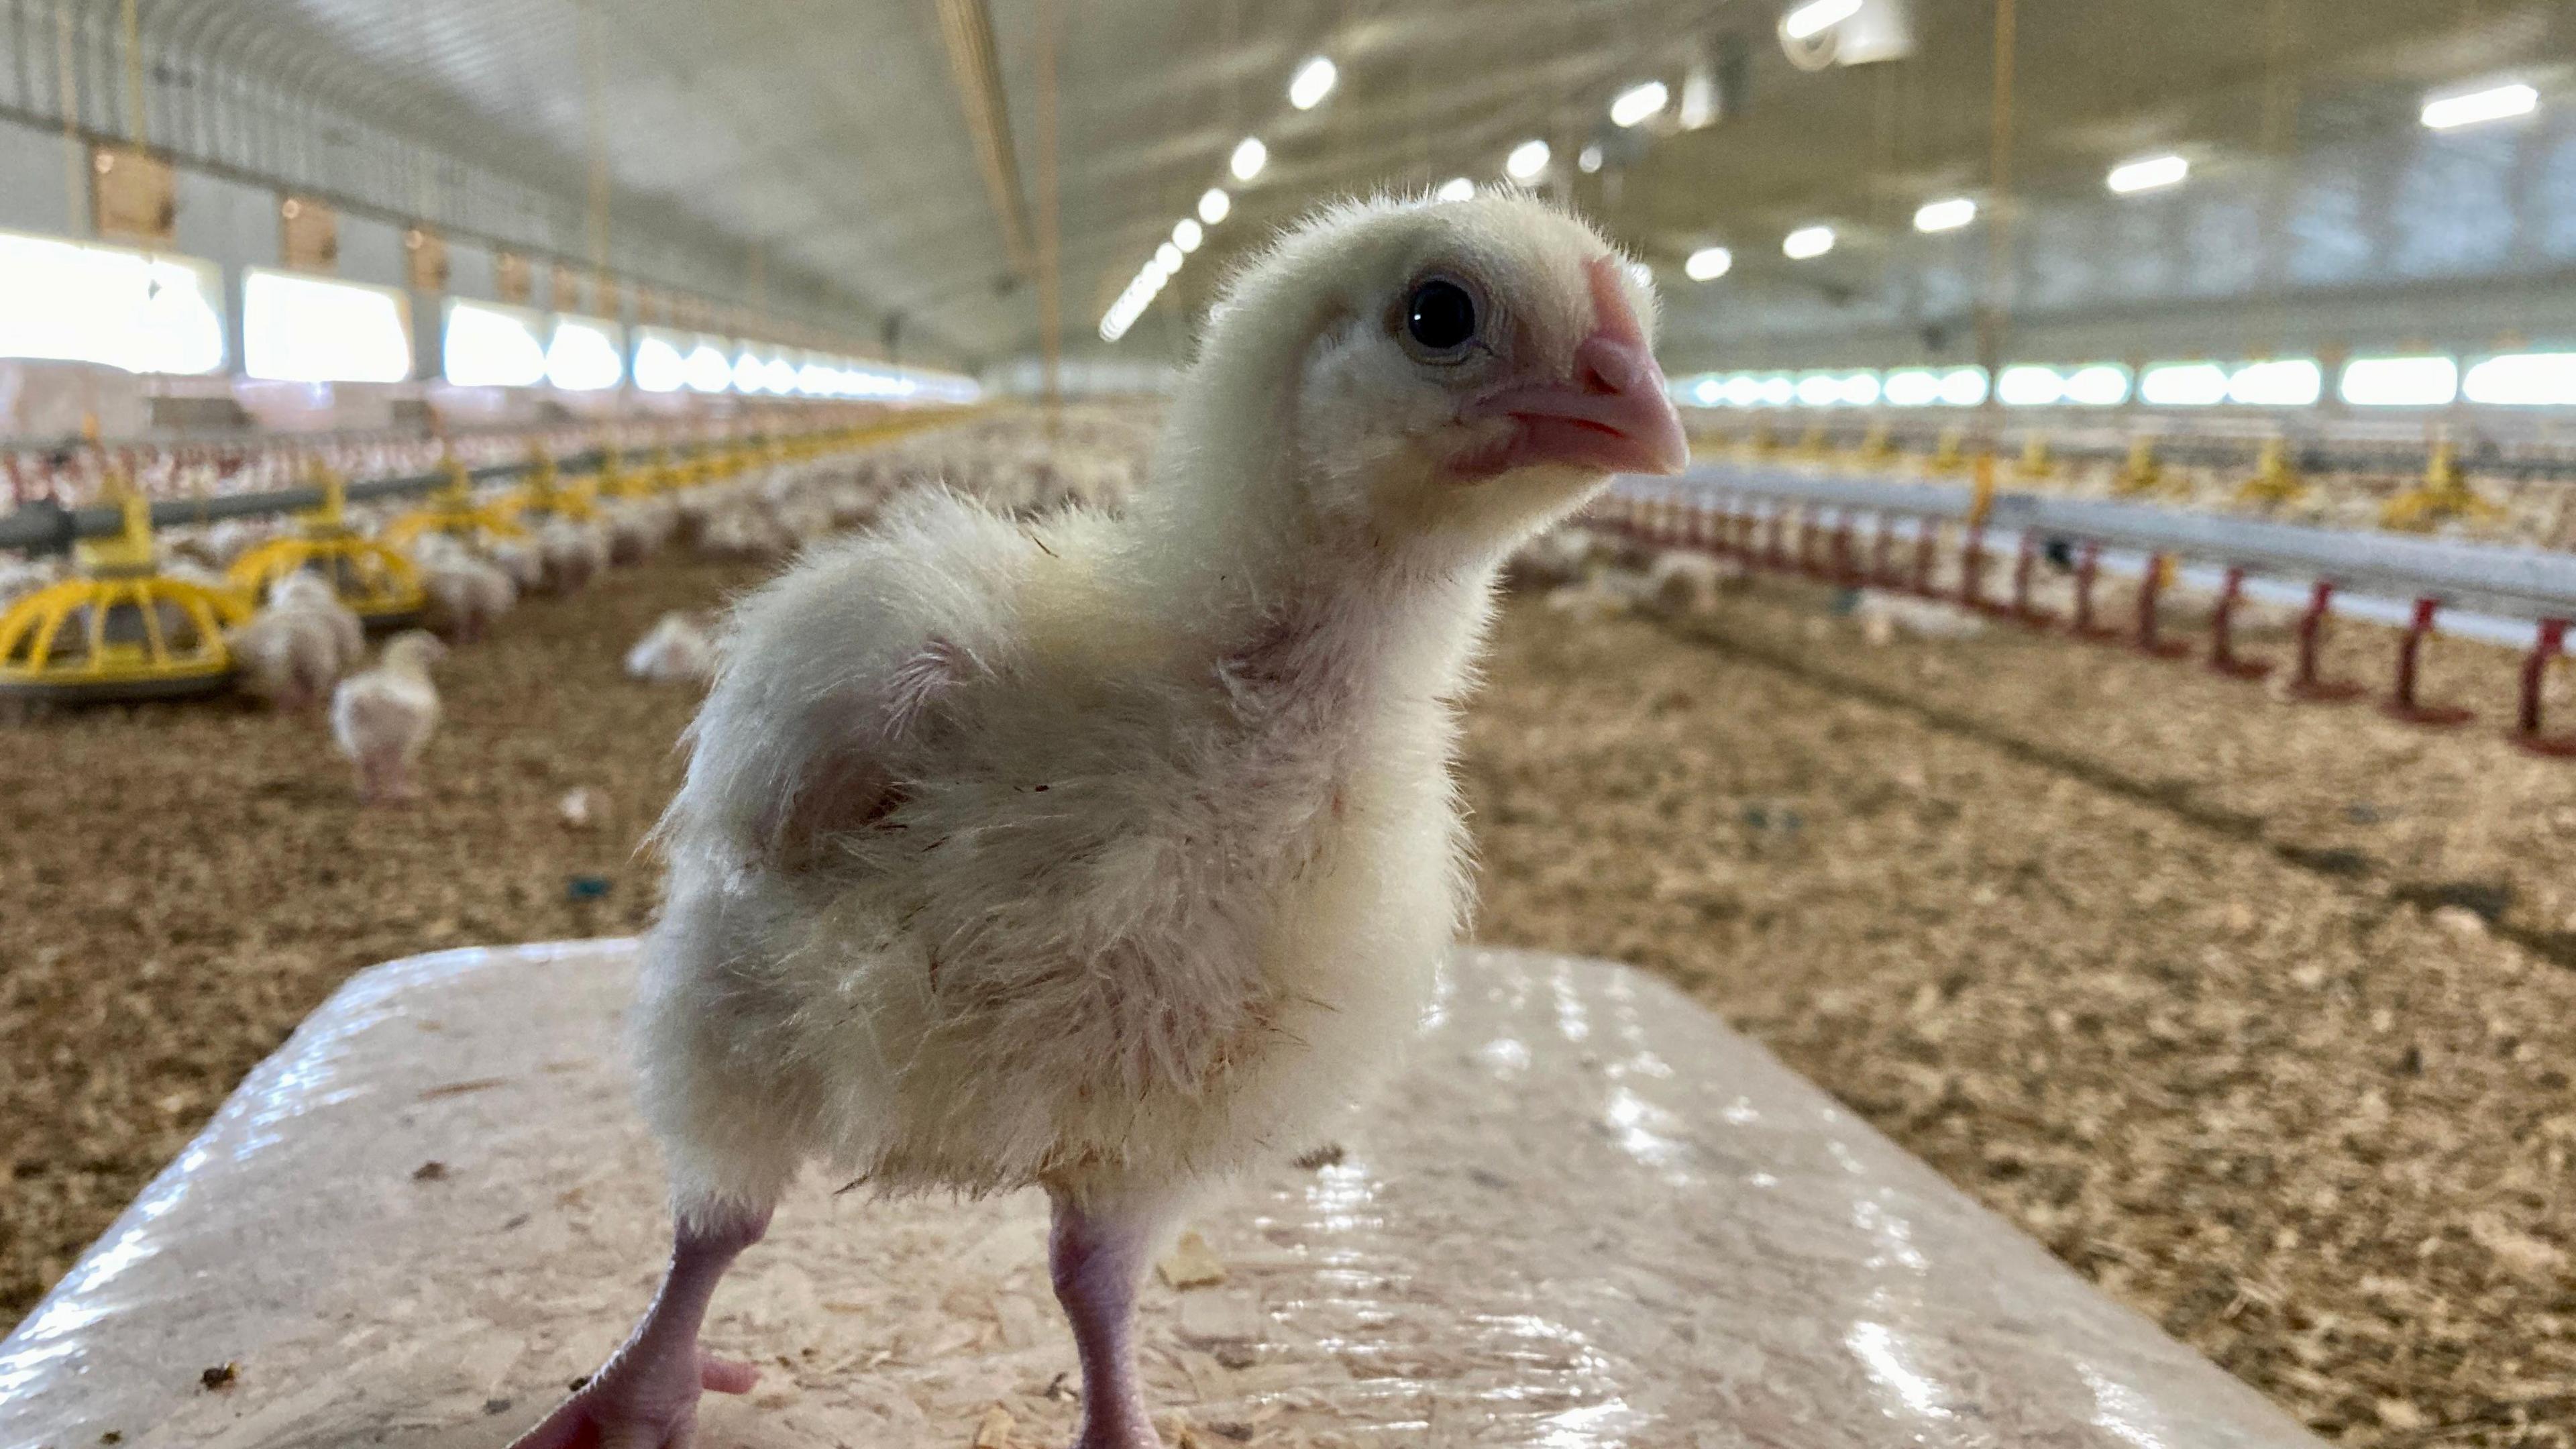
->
505;1346;759;1449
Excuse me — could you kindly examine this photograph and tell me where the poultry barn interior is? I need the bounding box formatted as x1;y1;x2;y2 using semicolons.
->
3;1;2576;1446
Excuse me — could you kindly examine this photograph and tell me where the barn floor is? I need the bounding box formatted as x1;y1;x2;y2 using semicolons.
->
5;549;2573;1448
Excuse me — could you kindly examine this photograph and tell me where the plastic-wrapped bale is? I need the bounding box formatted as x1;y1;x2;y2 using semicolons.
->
0;942;2323;1448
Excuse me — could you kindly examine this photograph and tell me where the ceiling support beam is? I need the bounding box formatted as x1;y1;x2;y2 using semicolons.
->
932;0;1036;278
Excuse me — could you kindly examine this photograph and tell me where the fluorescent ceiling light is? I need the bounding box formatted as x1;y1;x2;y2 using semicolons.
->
441;300;548;388
1436;176;1475;202
1881;369;1941;407
1913;197;1976;233
683;341;732;393
2226;358;2321;407
1198;188;1231;225
1289;56;1338;111
1155;241;1183;274
632;333;687;393
2062;364;2131;406
1936;366;1988;407
2339;356;2459;408
1996;364;2064;407
1230;137;1267;182
1837;371;1880;406
1577;144;1605;174
1690;377;1723;407
1611;80;1669;128
2422;82;2537;131
244;268;411;384
2138;361;2229;406
1173;218;1203;253
1506;139;1552;181
1782;225;1835;260
2462;352;2576;406
1782;0;1864;41
1684;246;1732;281
2107;153;2189;195
544;315;625;391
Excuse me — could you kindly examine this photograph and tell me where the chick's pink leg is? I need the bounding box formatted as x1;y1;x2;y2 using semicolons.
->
1050;1189;1172;1449
508;1206;769;1449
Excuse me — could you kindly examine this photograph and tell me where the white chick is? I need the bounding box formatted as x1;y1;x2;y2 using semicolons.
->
268;572;367;677
623;610;719;685
537;517;610;593
417;545;517;644
486;536;548;594
329;631;447;805
225;606;341;712
506;192;1686;1449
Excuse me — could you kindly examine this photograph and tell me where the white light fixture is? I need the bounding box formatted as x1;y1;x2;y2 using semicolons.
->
1578;144;1605;174
1611;80;1670;128
1289;56;1338;111
763;356;800;394
0;230;225;375
2339;356;2459;408
731;350;767;393
1757;375;1797;407
1691;377;1723;407
2421;81;2538;132
683;340;732;393
631;333;687;393
1837;371;1881;406
244;268;412;384
1795;372;1842;407
1782;0;1864;42
1913;197;1976;233
1995;364;2065;407
1173;218;1203;254
544;315;625;391
2062;364;2132;406
2462;352;2576;406
2138;361;2230;406
1505;139;1552;182
1155;241;1183;274
1782;225;1835;260
441;300;549;388
1230;137;1267;182
1935;366;1988;407
2107;153;2189;195
1881;368;1941;407
2226;358;2322;407
1436;176;1475;203
1684;246;1733;281
1198;188;1232;225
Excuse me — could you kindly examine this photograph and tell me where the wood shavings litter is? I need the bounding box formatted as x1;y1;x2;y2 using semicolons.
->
1155;1231;1228;1291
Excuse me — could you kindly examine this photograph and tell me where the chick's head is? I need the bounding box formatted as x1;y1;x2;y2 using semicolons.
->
1224;191;1688;557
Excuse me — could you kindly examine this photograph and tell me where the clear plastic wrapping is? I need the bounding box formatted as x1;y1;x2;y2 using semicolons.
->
1;941;2319;1447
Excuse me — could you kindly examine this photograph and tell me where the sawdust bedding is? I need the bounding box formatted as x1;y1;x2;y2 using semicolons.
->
4;547;2573;1448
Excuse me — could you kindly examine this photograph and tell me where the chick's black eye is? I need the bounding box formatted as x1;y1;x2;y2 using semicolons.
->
1405;278;1479;356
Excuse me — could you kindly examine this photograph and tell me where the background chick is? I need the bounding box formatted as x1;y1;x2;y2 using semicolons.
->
329;631;446;805
508;191;1684;1449
623;609;718;684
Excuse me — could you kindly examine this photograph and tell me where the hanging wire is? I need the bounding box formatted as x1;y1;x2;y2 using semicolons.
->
117;0;142;148
1034;0;1063;427
1971;0;2019;495
54;0;80;234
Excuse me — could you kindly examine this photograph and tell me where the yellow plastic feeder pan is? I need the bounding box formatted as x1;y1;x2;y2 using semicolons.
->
381;460;529;551
227;469;426;631
504;451;600;523
0;499;251;704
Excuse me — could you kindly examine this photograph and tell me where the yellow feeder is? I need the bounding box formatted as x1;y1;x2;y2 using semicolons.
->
382;456;530;550
2379;442;2504;533
504;447;600;523
2015;431;2055;481
594;445;663;502
1927;427;1970;474
228;466;427;629
2235;437;2308;510
2111;435;2165;496
0;490;250;704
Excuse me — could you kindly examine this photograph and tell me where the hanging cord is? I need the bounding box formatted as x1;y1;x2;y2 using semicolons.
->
55;0;80;235
1970;0;2019;522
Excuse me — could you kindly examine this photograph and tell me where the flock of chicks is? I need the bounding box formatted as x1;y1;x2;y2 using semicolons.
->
45;409;1155;807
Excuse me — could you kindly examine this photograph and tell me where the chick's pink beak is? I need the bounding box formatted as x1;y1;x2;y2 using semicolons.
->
1461;260;1690;478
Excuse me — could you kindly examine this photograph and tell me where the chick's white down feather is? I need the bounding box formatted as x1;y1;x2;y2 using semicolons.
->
641;193;1672;1220
329;631;444;802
